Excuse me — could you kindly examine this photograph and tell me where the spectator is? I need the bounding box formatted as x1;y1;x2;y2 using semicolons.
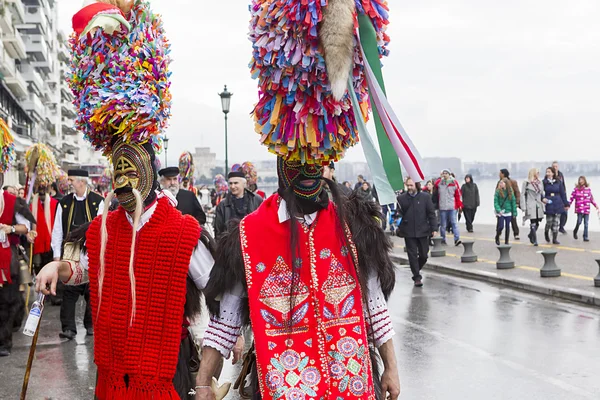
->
521;168;545;246
358;181;376;202
2;186;16;196
213;171;263;237
542;167;568;245
499;169;521;240
434;169;462;246
354;174;365;191
461;174;480;233
569;176;598;242
552;161;568;234
397;178;437;287
494;178;517;245
18;187;25;199
343;181;352;191
323;162;351;198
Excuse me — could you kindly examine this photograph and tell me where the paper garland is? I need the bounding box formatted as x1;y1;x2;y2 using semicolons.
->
25;143;59;187
0;118;15;173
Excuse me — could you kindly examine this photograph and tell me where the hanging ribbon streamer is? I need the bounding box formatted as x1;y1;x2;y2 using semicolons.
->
358;16;425;182
358;13;405;190
348;78;396;206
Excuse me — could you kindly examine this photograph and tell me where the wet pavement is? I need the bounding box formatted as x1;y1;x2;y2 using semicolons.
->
1;267;599;399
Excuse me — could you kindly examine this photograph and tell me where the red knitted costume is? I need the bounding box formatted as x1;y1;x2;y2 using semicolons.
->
86;197;201;399
0;191;17;284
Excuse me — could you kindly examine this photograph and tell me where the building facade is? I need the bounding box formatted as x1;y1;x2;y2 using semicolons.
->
0;0;105;186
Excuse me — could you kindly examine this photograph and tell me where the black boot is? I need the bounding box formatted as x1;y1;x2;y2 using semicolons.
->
545;228;551;243
528;226;535;244
573;226;579;240
552;232;560;245
505;229;510;245
532;224;539;246
495;231;501;246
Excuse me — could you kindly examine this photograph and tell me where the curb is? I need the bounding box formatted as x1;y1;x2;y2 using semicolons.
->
390;254;600;307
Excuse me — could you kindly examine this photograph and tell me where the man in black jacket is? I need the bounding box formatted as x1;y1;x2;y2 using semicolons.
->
552;161;568;234
159;167;207;225
398;178;438;287
213;171;263;238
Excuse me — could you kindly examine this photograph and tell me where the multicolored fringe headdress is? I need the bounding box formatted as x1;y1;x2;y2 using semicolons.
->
56;169;69;195
178;151;195;183
68;0;172;325
25;143;59;188
99;167;113;189
68;0;171;156
0;118;15;174
249;0;424;200
213;174;228;197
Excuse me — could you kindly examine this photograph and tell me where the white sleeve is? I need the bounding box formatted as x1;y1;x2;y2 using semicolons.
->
202;283;244;358
51;205;64;259
97;200;105;215
62;251;89;285
365;272;395;348
15;213;31;231
187;240;215;290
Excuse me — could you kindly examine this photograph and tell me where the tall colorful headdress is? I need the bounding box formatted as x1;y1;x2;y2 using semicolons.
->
249;0;424;201
240;162;258;187
25;143;59;188
99;167;113;188
56;169;69;195
178;151;195;182
68;0;172;324
213;174;228;197
0;118;15;174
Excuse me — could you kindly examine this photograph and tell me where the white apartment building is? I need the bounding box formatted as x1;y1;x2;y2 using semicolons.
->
0;0;105;186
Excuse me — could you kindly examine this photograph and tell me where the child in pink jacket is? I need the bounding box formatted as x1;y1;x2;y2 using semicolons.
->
569;176;598;241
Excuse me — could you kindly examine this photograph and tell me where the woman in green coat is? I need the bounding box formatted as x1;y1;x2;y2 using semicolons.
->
494;178;518;245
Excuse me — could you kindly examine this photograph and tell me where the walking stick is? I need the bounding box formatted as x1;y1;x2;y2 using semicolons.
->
20;293;46;400
25;242;33;309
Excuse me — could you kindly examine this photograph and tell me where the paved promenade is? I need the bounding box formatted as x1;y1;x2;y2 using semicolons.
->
391;224;600;306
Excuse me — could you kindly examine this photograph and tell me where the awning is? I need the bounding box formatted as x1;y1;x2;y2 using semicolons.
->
12;133;34;152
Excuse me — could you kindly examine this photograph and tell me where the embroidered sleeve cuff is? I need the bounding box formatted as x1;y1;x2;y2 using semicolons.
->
203;316;242;358
62;261;88;285
367;309;395;348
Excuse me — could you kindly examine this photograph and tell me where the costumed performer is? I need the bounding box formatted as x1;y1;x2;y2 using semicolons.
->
36;1;227;398
180;151;199;196
194;1;401;399
0;117;35;357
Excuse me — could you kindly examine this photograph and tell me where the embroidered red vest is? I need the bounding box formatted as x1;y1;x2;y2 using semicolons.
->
0;191;17;284
31;197;58;255
241;195;375;400
86;197;201;399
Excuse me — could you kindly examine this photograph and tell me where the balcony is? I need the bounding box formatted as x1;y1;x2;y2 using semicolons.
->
6;0;26;25
23;34;48;62
0;5;13;33
0;47;16;79
18;62;44;95
5;69;28;99
60;82;73;102
22;93;45;122
18;6;48;36
61;103;77;119
2;31;27;60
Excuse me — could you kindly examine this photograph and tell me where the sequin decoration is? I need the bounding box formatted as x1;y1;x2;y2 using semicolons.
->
260;257;309;315
349;376;367;396
285;388;305;400
266;370;285;390
256;262;266;273
341;246;349;257
329;361;347;380
337;337;359;358
280;350;301;370
320;249;332;259
300;367;321;386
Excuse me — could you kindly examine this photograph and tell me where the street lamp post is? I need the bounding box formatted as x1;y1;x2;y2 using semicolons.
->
163;136;169;167
219;85;232;174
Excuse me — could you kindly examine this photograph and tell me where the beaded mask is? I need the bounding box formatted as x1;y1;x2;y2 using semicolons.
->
277;157;324;202
112;140;156;213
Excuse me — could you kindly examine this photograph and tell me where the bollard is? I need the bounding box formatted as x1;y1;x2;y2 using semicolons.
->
594;260;600;287
496;245;514;269
461;240;478;263
431;236;446;257
539;250;561;277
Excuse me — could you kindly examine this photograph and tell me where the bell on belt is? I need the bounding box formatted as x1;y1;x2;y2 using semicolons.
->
19;258;33;291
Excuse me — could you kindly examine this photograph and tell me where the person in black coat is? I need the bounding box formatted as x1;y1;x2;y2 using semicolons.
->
543;166;569;244
461;174;480;233
397;178;438;287
159;167;207;225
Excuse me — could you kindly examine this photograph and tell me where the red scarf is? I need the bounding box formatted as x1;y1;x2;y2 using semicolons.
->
241;195;375;400
31;197;58;255
86;198;201;399
0;191;17;284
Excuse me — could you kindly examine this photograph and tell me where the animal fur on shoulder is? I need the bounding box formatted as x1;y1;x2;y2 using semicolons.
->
320;0;356;100
204;219;250;326
344;192;396;300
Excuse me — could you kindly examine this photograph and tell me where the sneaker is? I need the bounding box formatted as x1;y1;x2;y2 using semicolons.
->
454;239;462;246
514;236;520;241
559;228;567;234
573;231;578;240
584;238;590;242
59;330;77;340
414;280;423;287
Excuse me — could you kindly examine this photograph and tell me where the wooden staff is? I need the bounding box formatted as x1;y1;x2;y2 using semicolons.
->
20;296;45;400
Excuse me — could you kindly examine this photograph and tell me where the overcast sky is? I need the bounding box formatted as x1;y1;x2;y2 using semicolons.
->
59;0;600;164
